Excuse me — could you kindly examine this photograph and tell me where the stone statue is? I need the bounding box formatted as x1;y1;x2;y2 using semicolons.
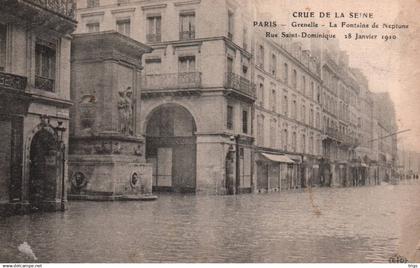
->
118;90;127;134
118;87;134;135
125;87;134;135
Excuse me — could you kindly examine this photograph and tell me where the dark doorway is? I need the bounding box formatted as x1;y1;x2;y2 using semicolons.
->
29;129;59;210
145;104;197;193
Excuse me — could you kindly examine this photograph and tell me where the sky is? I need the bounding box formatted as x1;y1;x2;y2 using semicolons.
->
256;0;420;153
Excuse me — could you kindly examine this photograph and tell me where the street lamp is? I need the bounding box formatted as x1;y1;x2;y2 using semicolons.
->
54;121;66;212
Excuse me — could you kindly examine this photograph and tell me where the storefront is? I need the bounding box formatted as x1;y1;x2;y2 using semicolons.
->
255;152;301;192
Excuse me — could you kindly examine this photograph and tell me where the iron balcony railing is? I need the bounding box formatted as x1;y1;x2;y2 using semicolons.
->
146;33;161;43
24;0;76;19
325;127;360;147
224;72;256;98
179;31;195;40
325;127;339;141
35;76;55;92
0;71;27;91
142;72;202;90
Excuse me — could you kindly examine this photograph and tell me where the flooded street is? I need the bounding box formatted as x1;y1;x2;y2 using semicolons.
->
1;181;420;263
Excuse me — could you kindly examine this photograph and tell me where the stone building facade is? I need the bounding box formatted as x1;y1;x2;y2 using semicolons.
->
372;92;398;183
0;0;76;215
75;0;256;194
71;0;400;195
252;31;323;192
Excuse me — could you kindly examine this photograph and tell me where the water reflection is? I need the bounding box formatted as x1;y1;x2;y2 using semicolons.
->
1;182;419;262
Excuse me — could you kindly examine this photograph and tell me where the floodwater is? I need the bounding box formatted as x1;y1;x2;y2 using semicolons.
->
1;181;420;263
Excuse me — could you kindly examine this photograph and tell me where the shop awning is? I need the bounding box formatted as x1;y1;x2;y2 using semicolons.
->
261;153;295;164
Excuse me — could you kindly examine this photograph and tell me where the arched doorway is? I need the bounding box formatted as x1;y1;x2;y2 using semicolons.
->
29;129;60;210
145;104;197;193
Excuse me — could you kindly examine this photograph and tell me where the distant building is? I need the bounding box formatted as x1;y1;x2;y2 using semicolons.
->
373;92;398;183
252;30;323;192
398;150;420;179
0;0;76;215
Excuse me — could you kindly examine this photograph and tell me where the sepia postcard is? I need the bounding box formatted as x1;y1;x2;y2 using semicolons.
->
0;0;419;265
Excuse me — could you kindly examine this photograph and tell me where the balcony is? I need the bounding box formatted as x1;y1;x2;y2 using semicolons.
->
0;71;27;91
2;0;77;34
142;72;202;91
0;71;31;115
325;127;339;141
35;76;55;92
23;0;76;19
146;33;161;43
224;72;256;100
179;31;195;40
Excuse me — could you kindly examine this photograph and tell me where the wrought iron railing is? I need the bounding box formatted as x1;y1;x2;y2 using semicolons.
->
224;72;256;98
0;71;27;91
142;72;201;90
35;76;54;92
146;33;161;43
24;0;76;19
325;127;339;140
179;31;195;40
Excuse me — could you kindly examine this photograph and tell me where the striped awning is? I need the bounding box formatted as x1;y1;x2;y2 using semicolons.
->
261;153;295;164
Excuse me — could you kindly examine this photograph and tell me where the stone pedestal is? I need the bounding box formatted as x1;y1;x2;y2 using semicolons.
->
69;134;153;200
69;32;153;200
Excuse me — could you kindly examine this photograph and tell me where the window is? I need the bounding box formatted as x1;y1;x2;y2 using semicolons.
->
179;12;195;40
228;11;234;39
310;82;314;100
270;119;276;148
282;128;288;151
292;132;297;152
242;109;248;134
257;45;264;69
302;134;306;153
271;88;276;112
257;115;265;146
147;16;161;42
309;136;314;154
309;107;314;126
35;41;56;92
283;94;288;116
301;104;306;123
258;79;264;107
317;86;321;103
117;19;130;36
0;24;6;72
86;22;99;33
316;111;320;129
283;63;288;84
145;58;161;74
87;0;99;8
270;53;277;76
227;105;233;130
292;69;297;89
301;75;306;95
292;99;297;119
178;56;195;73
227;56;233;74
